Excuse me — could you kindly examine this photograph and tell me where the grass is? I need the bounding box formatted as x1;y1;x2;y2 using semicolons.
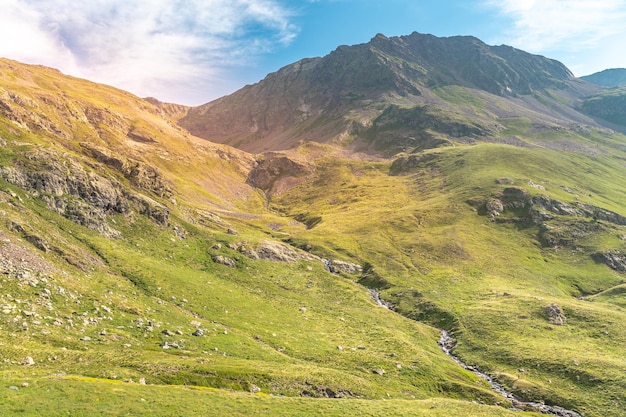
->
0;375;542;417
271;142;626;417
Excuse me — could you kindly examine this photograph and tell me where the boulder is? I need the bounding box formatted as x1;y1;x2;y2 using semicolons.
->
545;303;566;325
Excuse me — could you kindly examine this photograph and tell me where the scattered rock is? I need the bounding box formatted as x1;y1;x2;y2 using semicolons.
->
373;368;385;376
299;307;307;313
249;383;262;394
227;228;239;235
213;255;236;268
8;386;19;391
545;303;566;325
528;180;546;190
139;378;146;385
80;336;91;341
21;356;35;366
161;329;175;337
192;329;204;337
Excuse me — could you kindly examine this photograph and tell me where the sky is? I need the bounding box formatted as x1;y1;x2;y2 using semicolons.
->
1;0;625;105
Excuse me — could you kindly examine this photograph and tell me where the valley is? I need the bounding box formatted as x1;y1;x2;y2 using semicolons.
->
1;31;626;417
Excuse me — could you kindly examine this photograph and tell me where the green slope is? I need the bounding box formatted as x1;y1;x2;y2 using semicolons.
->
271;142;626;417
1;58;626;417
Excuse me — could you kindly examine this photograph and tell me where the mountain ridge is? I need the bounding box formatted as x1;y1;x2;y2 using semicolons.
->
179;31;605;155
581;68;626;87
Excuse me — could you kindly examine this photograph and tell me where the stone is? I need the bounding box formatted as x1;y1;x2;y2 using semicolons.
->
545;303;566;325
373;368;385;375
213;255;236;268
192;329;204;337
161;329;175;336
485;199;504;216
21;356;35;366
323;259;362;275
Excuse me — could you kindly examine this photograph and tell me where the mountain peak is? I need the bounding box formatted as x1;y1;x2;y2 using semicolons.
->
179;32;586;153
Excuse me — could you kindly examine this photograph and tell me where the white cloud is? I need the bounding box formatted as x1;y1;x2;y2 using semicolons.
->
0;0;298;104
487;0;626;52
484;0;626;76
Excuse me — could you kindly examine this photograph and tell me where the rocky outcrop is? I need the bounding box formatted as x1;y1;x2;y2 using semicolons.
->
127;193;170;226
575;203;626;225
228;240;318;263
0;149;169;235
323;259;363;275
246;153;313;194
80;143;172;198
389;152;438;174
592;251;626;272
257;240;317;262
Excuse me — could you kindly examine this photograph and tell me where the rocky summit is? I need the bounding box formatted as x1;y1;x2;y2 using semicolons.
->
1;31;626;417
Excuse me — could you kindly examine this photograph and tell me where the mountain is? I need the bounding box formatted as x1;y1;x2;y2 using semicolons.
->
2;30;626;417
581;68;626;87
180;32;605;155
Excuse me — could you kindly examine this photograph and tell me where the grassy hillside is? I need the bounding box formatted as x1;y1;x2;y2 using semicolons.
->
1;58;626;416
0;59;541;416
271;141;626;417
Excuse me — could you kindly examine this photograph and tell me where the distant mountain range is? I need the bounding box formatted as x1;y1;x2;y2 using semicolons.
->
581;68;626;87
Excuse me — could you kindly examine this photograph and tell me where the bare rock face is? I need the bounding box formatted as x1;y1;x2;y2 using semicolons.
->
545;303;566;325
246;153;313;194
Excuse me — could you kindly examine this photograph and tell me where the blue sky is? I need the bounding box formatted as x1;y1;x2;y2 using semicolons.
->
1;0;625;105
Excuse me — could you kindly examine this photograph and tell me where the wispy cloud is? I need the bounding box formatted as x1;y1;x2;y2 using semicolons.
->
487;0;626;52
0;0;298;104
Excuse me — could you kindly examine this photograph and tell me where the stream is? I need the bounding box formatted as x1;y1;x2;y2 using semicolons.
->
369;290;583;417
